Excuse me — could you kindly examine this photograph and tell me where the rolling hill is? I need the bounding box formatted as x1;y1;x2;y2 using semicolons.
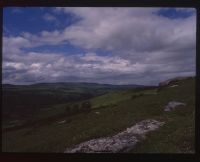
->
2;77;195;153
2;82;148;123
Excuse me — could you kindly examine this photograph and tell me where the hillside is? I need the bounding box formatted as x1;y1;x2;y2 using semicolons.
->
2;77;195;153
2;82;146;124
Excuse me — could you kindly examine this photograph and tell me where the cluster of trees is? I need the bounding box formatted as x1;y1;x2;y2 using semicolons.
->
2;89;95;121
65;101;92;116
3;90;94;107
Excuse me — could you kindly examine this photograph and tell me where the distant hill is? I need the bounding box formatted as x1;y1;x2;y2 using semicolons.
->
3;82;147;90
2;82;149;102
2;82;151;122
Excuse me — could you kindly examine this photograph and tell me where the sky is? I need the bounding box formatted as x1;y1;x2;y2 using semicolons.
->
2;7;196;85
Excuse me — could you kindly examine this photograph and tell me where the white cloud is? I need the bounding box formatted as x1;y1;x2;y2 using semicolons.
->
3;7;196;85
9;7;196;53
4;62;26;70
52;7;196;53
3;36;31;54
43;13;57;22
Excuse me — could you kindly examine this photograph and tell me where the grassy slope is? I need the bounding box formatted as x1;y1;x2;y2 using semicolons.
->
90;88;158;109
2;78;195;153
2;82;143;126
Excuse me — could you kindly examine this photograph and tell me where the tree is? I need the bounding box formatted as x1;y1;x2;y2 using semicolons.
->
81;101;91;113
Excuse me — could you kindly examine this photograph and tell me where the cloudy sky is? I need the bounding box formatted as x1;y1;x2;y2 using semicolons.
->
3;7;196;85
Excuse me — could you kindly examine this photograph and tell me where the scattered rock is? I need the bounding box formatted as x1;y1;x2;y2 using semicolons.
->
169;85;178;88
64;119;165;153
57;120;66;124
164;101;186;112
9;120;19;124
95;112;100;114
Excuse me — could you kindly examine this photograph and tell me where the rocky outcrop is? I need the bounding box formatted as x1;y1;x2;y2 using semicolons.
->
64;119;165;153
164;101;186;111
159;76;192;87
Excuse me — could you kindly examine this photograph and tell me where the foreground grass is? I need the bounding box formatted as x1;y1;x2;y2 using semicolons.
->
2;78;195;153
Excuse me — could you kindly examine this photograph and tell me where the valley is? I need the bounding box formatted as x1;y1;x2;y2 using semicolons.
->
2;77;195;153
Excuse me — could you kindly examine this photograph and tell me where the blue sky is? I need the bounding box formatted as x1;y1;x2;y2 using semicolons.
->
3;7;196;85
4;7;195;35
156;8;195;19
3;7;79;35
3;7;115;56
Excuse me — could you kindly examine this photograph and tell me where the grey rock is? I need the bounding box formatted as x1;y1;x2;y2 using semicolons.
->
57;120;66;124
164;101;186;111
64;119;165;153
159;76;191;87
169;85;178;88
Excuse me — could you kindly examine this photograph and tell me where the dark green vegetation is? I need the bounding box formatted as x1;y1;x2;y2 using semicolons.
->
2;77;195;153
2;82;146;128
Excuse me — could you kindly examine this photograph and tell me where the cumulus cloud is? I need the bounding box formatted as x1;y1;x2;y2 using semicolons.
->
2;7;196;85
2;51;148;84
52;7;196;52
43;13;57;22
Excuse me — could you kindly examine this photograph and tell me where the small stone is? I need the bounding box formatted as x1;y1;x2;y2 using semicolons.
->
169;85;178;88
164;101;186;111
57;120;66;124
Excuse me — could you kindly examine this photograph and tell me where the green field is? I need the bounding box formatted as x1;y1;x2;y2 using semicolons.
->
2;77;195;153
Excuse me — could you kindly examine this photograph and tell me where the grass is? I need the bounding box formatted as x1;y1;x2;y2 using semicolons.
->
2;78;195;153
90;87;158;109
